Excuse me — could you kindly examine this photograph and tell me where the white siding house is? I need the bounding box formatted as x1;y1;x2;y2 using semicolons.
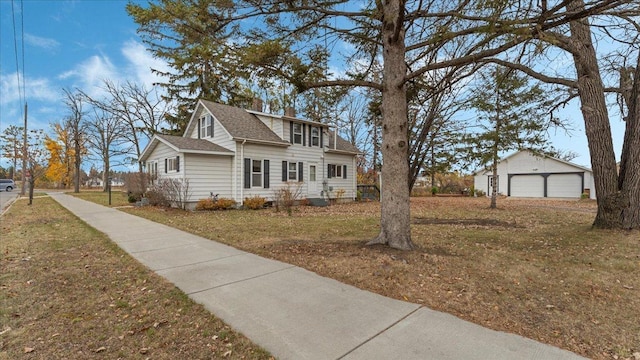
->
140;100;360;208
473;150;596;199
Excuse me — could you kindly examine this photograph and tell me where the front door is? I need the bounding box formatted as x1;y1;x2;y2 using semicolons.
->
309;165;317;195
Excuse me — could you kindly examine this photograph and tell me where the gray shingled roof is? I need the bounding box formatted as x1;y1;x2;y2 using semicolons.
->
157;134;233;154
328;131;360;154
199;100;289;144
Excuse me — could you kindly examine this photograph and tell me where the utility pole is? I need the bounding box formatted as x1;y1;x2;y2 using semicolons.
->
20;102;27;195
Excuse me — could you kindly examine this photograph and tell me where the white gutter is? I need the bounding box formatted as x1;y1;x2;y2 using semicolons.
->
240;139;246;202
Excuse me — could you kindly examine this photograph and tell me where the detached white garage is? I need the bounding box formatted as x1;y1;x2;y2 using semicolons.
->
473;150;596;199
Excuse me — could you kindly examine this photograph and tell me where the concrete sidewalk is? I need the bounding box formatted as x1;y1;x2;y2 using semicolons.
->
49;193;585;360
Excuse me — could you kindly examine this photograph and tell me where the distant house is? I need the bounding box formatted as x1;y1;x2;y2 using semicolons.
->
85;177;124;188
473;150;596;199
139;100;360;208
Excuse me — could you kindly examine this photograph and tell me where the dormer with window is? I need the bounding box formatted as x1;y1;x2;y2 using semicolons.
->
288;120;325;148
292;123;303;144
199;115;213;138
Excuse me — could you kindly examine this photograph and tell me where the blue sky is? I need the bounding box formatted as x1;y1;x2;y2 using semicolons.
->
0;0;166;171
0;0;628;171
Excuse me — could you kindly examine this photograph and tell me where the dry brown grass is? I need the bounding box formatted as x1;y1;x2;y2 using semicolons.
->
119;196;639;360
0;197;272;359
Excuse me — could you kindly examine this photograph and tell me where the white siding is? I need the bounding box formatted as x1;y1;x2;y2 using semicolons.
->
188;107;207;139
184;154;233;201
148;143;181;179
232;141;357;203
504;151;585;173
324;153;357;200
211;123;235;151
255;114;285;140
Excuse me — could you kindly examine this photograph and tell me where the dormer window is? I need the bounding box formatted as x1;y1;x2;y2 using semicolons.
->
293;123;302;144
311;127;320;147
200;116;212;138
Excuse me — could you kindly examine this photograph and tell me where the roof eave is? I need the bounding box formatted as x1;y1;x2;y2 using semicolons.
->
325;149;360;155
234;138;291;147
281;115;330;128
182;149;234;156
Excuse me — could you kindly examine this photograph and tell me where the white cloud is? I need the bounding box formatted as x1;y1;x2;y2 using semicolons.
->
121;40;169;89
0;72;59;106
24;33;60;51
58;54;118;97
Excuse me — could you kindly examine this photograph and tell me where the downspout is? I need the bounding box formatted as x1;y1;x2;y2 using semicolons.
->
240;139;246;202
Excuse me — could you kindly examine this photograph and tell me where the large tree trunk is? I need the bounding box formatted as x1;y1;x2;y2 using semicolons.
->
567;0;621;228
366;0;414;250
618;56;640;229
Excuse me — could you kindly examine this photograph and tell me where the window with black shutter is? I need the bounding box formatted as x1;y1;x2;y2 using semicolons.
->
263;160;270;188
244;158;251;188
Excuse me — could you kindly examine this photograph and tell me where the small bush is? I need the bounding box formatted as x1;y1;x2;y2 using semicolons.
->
195;198;216;211
145;189;170;207
474;189;486;197
127;191;143;203
273;182;303;216
195;197;237;211
243;196;266;210
431;186;439;196
581;192;589;199
214;198;236;210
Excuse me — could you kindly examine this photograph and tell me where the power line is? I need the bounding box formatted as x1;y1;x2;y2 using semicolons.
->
20;0;26;105
11;0;25;115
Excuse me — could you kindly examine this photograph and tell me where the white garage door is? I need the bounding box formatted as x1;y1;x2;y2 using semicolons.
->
547;173;582;198
510;175;544;197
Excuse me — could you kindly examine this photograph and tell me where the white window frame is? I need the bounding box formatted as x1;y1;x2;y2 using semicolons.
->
200;116;212;138
288;162;298;181
310;165;316;182
293;123;303;144
252;159;262;187
167;158;178;172
148;160;158;179
311;127;320;146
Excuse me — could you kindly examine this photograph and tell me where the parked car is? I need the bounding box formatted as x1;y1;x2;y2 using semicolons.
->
0;179;16;192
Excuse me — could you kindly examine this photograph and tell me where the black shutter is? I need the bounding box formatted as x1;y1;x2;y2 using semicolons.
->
320;130;324;148
264;160;270;188
244;158;251;188
327;164;332;179
289;122;294;144
303;124;306;146
164;158;167;173
197;118;201;139
343;165;347;179
298;162;303;182
282;161;288;181
176;156;180;172
308;126;312;147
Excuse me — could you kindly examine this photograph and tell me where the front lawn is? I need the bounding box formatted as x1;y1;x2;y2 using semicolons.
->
0;197;272;359
118;196;639;360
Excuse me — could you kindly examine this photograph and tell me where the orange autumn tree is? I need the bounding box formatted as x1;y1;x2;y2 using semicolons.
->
45;123;75;189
